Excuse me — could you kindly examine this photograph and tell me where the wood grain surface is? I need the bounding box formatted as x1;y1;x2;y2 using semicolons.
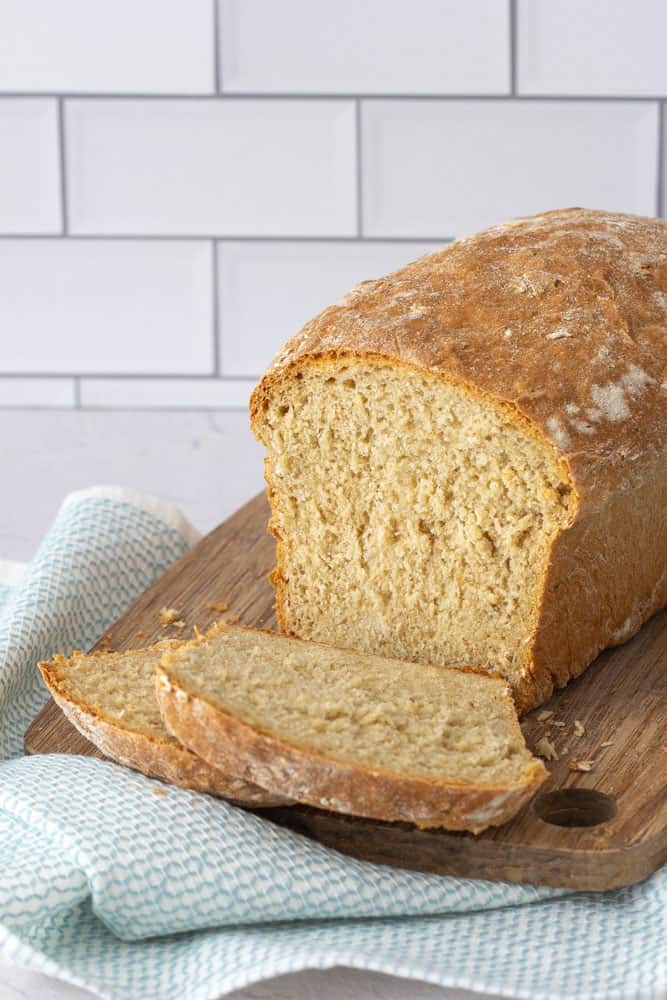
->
25;493;667;891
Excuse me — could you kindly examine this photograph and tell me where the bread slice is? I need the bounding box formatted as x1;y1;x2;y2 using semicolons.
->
39;643;289;806
156;625;547;832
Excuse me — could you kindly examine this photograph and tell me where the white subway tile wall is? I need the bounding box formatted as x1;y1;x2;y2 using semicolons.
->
518;0;667;97
0;377;75;408
362;100;659;236
0;0;664;410
218;0;511;95
80;377;256;409
0;240;213;374
218;241;438;375
0;0;215;94
0;409;266;560
66;99;357;236
0;99;61;233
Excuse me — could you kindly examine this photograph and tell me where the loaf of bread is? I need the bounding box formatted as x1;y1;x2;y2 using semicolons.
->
39;643;289;806
156;625;546;832
250;208;667;713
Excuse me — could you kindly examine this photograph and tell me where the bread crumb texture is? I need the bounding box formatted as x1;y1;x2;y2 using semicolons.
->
258;361;572;694
161;627;542;789
252;208;667;711
48;646;177;739
258;208;666;492
38;645;288;806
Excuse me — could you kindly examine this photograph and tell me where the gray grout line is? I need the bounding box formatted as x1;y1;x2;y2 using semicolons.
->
0;234;452;244
657;101;665;217
1;91;665;102
355;99;363;238
57;98;69;234
212;241;221;374
509;0;518;96
0;373;259;380
0;405;81;412
0;404;249;412
212;0;221;94
79;403;248;413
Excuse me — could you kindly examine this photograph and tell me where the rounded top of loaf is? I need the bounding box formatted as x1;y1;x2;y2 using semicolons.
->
251;208;667;497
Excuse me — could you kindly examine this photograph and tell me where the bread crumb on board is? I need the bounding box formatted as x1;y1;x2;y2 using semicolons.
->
207;601;229;613
159;607;182;625
573;719;585;737
537;710;553;722
599;740;614;748
159;607;186;628
536;736;558;761
569;760;595;772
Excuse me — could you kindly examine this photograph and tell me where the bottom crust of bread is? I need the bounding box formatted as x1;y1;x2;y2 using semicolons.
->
156;665;547;834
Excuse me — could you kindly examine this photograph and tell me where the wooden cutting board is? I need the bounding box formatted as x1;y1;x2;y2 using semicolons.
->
25;493;667;892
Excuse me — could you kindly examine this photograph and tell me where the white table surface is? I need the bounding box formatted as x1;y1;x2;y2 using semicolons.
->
0;407;497;1000
0;961;504;1000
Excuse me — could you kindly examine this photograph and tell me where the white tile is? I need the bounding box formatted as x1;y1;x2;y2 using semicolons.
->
219;0;509;95
0;240;213;374
0;409;265;561
0;99;61;233
362;100;659;238
518;0;667;96
218;240;439;375
66;100;357;236
0;377;75;406
0;0;214;94
80;378;255;408
663;104;667;219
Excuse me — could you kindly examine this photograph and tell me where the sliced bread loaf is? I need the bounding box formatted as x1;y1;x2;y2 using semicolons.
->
156;625;547;832
250;208;667;713
39;643;289;806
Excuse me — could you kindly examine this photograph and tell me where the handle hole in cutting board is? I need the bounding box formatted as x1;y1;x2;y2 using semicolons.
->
534;788;617;828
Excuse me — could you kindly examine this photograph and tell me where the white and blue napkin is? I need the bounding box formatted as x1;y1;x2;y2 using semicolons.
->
0;487;664;1000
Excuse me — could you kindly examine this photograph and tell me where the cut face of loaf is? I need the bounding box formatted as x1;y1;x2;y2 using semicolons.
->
39;644;289;807
256;361;575;710
156;625;547;832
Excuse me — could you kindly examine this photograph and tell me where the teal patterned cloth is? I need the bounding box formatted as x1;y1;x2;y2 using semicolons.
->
0;488;664;1000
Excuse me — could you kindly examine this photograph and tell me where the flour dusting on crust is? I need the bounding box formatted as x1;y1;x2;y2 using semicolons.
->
253;208;667;494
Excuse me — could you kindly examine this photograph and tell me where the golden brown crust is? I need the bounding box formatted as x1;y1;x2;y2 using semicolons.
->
155;628;547;834
38;652;289;807
526;458;667;706
251;208;666;497
250;208;667;712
